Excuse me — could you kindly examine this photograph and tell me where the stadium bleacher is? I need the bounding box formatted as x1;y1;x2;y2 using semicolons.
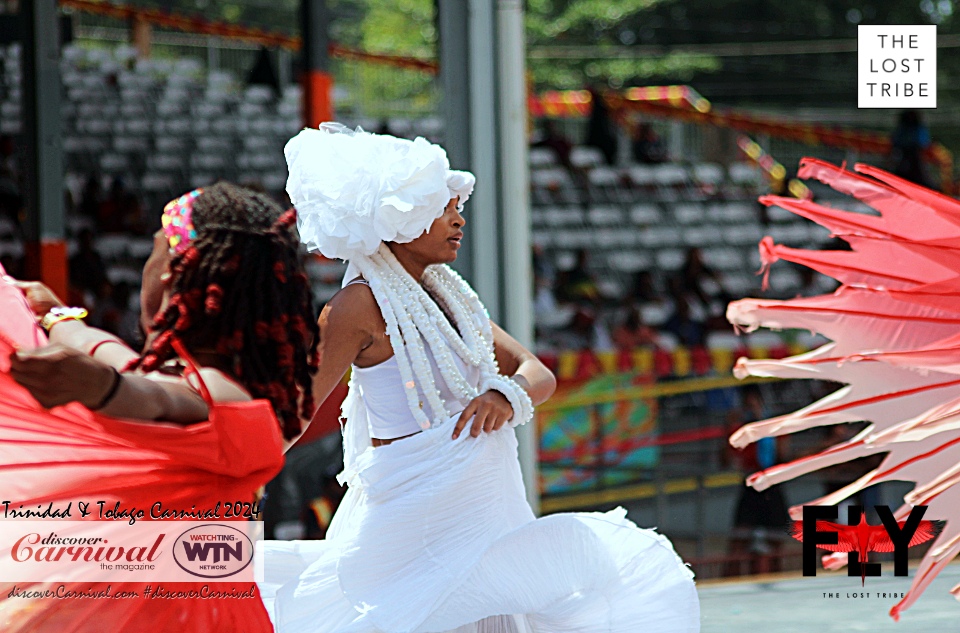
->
0;42;839;324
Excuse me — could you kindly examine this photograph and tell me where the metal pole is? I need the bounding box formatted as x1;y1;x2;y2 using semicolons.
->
464;0;501;321
300;0;333;127
278;48;291;89
496;0;531;339
206;36;219;71
438;0;538;512
655;459;667;529
696;473;706;560
437;0;474;286
495;0;537;512
21;0;66;297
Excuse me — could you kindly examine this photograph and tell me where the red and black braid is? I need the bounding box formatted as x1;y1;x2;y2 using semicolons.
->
129;182;319;440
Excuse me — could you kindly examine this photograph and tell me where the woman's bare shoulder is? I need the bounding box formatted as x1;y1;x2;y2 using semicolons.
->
322;281;385;333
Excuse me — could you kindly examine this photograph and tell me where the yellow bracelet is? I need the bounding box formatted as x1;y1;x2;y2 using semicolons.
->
40;307;89;331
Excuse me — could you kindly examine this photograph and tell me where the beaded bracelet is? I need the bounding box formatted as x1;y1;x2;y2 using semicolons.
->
481;375;534;428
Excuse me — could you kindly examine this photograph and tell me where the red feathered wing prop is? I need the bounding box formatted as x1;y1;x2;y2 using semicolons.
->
729;159;960;620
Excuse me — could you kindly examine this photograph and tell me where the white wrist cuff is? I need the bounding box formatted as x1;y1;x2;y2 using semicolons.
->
481;375;534;428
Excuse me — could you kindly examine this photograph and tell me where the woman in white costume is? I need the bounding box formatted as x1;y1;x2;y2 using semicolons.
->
259;123;700;633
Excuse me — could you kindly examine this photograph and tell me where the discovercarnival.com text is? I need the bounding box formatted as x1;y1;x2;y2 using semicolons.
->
6;584;259;600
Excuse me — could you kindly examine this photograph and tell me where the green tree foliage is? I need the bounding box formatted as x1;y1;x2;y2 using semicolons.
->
333;0;439;118
525;0;720;88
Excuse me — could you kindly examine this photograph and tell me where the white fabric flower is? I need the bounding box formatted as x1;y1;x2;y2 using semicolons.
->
285;123;476;260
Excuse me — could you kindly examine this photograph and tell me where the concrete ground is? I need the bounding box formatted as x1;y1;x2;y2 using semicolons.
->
698;562;960;632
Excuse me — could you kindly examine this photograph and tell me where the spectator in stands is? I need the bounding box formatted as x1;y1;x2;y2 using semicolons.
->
556;248;601;304
890;110;932;188
662;291;705;348
584;86;618;166
533;244;557;314
532;119;592;191
76;174;102;224
0;134;20;225
0;253;21;278
555;305;613;351
533;244;555;288
98;177;144;234
612;304;660;349
673;248;732;328
795;265;814;298
726;383;790;575
631;123;666;164
94;280;140;348
817;423;883;522
633;270;660;303
533;245;575;337
247;46;281;98
532;119;575;171
0;134;16;179
68;228;108;300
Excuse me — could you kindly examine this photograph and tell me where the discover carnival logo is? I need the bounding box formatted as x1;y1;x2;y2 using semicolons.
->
858;24;936;108
0;520;262;582
173;524;254;579
11;532;164;566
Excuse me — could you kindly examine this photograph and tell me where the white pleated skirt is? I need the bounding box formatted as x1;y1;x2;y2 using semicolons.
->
257;416;700;633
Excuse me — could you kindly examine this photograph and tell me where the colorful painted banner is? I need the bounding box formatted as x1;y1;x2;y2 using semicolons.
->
539;343;795;384
538;371;659;495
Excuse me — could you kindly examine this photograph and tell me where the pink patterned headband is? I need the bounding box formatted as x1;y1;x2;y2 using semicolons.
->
161;188;202;253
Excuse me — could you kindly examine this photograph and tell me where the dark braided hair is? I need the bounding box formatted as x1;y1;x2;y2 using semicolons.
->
130;182;319;439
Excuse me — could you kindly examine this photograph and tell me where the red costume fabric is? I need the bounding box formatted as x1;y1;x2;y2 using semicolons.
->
0;268;283;632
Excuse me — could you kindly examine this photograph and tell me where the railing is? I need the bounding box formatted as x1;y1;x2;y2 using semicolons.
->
536;370;828;579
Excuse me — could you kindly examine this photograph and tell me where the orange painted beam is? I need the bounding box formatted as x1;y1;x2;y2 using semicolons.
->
303;69;334;128
24;239;68;300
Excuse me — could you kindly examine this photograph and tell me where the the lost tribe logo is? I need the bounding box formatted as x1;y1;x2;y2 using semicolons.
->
790;505;943;585
172;524;254;579
858;25;936;108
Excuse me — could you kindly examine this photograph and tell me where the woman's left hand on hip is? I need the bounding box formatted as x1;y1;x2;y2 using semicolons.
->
452;390;513;440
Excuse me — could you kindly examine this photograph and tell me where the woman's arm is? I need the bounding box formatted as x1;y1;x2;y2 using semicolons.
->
452;322;557;440
491;322;556;406
9;344;212;423
47;319;140;368
13;279;140;369
298;284;383;438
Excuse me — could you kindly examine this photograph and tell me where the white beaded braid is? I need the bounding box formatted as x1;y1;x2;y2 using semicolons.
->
353;243;533;429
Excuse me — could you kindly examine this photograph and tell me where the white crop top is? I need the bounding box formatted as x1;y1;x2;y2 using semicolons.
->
346;278;481;440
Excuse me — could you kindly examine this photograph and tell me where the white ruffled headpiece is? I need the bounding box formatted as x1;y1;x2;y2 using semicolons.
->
285;122;475;261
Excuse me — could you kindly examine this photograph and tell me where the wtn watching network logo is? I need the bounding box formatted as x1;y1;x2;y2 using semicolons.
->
790;505;943;586
173;524;254;579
